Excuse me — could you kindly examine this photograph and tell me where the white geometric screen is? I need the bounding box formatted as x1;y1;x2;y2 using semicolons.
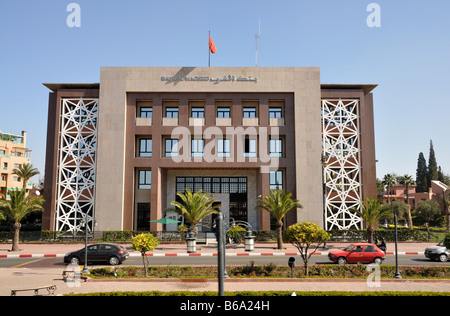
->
321;99;363;230
55;98;98;233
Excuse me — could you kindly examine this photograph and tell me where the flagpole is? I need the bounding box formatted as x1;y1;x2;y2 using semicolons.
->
208;30;211;67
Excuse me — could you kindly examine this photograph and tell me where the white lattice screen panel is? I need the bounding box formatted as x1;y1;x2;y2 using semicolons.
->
55;98;98;232
322;99;363;230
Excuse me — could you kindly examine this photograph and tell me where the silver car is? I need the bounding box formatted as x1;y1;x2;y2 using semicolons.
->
424;240;449;262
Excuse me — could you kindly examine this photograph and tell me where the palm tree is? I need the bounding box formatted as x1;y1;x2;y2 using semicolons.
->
382;173;396;204
257;189;302;250
12;163;40;193
352;197;390;244
398;174;415;229
0;189;44;251
167;188;221;236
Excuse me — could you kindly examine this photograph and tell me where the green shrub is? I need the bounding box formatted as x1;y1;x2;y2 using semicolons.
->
88;264;450;279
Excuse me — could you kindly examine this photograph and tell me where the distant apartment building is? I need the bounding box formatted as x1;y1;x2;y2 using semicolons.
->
0;131;32;198
42;67;378;233
383;180;449;212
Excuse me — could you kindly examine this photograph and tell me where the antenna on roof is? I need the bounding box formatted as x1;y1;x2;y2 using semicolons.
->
255;19;261;67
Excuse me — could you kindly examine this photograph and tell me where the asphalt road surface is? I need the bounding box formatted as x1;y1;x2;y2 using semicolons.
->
1;254;448;269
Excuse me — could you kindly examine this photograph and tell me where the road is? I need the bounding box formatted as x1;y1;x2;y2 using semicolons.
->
1;254;449;269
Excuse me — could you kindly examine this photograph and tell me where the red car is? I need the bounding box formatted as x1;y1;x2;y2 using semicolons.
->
328;243;385;265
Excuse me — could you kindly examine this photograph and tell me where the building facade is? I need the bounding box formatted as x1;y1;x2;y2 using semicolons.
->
0;131;32;198
383;180;449;215
42;67;377;233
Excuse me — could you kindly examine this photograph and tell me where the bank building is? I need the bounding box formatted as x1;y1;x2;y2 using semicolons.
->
41;67;377;234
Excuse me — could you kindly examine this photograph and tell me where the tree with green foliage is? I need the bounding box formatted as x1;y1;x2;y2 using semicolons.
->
352;197;391;243
416;152;428;192
414;200;442;240
12;163;40;193
257;189;302;250
166;188;221;236
427;140;439;188
444;232;450;249
0;189;44;251
131;233;160;277
398;174;415;228
286;222;330;276
443;191;450;232
382;173;396;203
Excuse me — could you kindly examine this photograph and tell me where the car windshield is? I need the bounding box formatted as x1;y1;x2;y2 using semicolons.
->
343;244;355;252
437;240;444;247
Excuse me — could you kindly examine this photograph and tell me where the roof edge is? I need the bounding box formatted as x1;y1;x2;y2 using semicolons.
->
321;84;378;94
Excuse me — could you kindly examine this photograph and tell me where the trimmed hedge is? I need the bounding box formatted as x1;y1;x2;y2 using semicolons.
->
88;264;450;279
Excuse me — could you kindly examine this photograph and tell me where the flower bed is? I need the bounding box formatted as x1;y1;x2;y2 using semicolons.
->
88;264;450;279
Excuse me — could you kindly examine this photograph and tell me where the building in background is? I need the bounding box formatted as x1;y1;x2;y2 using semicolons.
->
0;131;32;198
42;67;377;233
382;180;449;214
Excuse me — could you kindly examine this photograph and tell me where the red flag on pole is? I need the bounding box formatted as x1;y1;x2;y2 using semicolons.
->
209;34;217;54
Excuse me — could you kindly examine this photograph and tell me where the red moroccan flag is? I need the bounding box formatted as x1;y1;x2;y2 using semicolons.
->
209;34;217;54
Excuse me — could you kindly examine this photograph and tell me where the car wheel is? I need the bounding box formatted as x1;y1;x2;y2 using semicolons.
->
109;256;120;266
70;257;80;265
373;257;383;265
438;254;448;262
337;257;347;265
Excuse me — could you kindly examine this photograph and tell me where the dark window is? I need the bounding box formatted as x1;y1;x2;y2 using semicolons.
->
243;107;256;118
165;139;178;157
176;177;246;194
244;137;257;157
230;193;248;222
270;171;283;190
137;203;150;231
191;139;204;157
217;138;231;157
165;107;178;118
269;107;282;118
217;107;230;118
139;107;153;118
138;170;151;189
139;138;152;157
191;107;205;118
269;138;282;157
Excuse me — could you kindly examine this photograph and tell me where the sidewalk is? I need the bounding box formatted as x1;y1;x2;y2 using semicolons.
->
0;241;434;258
1;241;448;296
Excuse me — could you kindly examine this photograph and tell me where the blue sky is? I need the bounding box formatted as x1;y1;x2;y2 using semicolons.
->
1;1;449;184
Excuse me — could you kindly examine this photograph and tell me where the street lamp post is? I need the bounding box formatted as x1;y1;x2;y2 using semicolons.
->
80;216;90;274
216;212;225;296
321;154;329;249
393;211;402;279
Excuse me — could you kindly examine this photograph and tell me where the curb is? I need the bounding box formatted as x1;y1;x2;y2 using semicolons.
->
0;251;424;259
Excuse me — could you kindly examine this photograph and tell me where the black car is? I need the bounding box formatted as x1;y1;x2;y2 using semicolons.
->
64;243;129;266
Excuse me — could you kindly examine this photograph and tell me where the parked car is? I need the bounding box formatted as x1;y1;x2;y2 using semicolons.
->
328;243;386;265
424;240;449;262
64;243;129;266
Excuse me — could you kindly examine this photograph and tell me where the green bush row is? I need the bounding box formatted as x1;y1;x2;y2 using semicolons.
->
89;264;450;279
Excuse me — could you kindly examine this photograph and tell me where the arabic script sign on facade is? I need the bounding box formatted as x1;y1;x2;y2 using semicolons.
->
161;75;258;83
